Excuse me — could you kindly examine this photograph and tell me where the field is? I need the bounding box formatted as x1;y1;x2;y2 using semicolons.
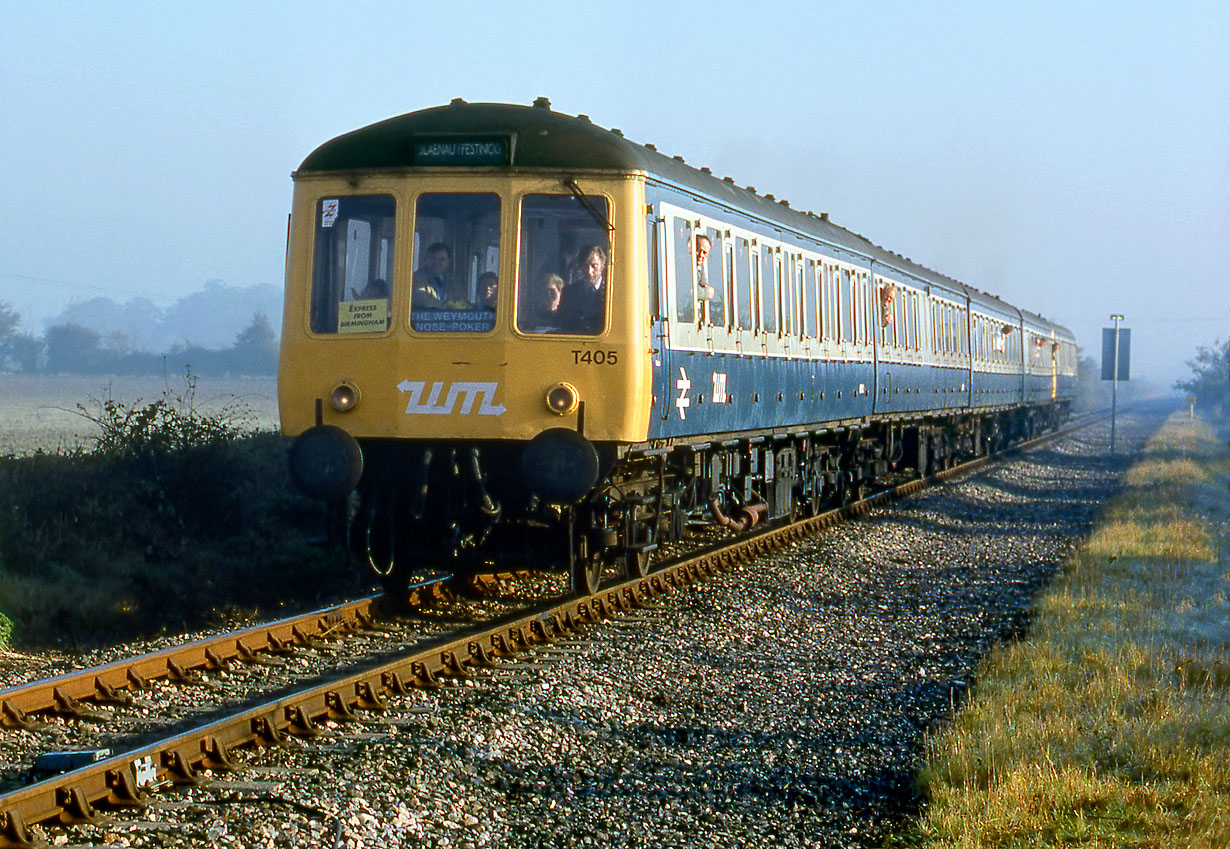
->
0;373;281;455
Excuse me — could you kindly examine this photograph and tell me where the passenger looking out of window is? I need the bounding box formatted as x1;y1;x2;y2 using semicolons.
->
880;284;897;327
559;244;607;334
412;242;454;309
695;235;715;301
478;272;498;312
535;274;565;327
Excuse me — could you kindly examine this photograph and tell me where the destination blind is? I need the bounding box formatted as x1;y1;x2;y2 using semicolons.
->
410;137;510;166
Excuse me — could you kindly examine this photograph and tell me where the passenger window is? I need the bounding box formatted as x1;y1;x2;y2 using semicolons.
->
783;256;795;336
759;246;777;334
863;275;874;346
900;290;910;344
704;227;723;326
723;240;734;329
803;261;817;338
909;293;919;349
516;193;611;336
879;282;895;346
823;265;836;341
900;289;910;344
411;193;501;333
735;237;753;330
310;194;395;334
840;269;853;343
672;218;695;324
854;274;866;345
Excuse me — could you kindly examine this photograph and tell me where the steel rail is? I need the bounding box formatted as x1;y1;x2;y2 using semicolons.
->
0;412;1104;846
0;578;448;731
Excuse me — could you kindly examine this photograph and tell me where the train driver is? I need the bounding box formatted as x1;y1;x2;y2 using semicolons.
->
412;242;454;309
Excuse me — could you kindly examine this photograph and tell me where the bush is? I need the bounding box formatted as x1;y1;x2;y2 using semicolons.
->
0;375;356;647
75;371;251;456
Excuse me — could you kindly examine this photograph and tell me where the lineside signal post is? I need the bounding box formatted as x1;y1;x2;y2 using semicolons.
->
1102;314;1130;454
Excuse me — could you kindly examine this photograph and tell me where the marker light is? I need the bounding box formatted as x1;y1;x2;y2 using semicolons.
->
545;382;580;415
330;382;360;412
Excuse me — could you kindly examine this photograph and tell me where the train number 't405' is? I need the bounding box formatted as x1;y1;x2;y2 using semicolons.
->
571;350;618;365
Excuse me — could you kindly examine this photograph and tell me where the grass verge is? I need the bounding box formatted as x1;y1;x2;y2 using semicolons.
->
908;412;1230;848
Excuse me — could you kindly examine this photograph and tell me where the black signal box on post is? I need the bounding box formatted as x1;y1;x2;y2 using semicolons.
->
1101;328;1131;381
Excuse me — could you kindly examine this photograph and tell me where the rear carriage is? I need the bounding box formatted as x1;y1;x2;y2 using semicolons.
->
278;99;1075;595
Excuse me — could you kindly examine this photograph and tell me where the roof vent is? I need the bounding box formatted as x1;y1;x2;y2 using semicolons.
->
700;166;711;174
746;186;756;192
673;155;685;162
779;198;790;206
765;193;775;201
645;143;657;150
578;114;591;122
449;98;467;106
611;128;623;136
820;212;829;222
723;176;734;183
533;96;551;110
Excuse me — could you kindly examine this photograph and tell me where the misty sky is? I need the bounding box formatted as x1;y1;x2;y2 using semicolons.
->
3;1;1227;386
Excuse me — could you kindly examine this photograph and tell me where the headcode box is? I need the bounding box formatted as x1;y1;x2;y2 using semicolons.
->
1101;328;1131;381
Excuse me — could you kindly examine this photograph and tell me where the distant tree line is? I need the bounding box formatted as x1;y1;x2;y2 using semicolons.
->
1175;338;1229;419
0;301;278;376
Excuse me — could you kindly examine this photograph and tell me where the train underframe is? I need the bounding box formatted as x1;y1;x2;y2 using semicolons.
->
336;401;1070;597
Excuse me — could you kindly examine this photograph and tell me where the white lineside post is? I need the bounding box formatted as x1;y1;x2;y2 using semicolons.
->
1110;313;1123;455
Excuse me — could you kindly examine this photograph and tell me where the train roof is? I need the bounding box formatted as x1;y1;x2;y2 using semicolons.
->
297;99;1071;338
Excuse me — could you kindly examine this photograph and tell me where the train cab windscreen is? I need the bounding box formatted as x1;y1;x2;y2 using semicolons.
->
310;195;395;334
516;194;610;336
411;193;501;333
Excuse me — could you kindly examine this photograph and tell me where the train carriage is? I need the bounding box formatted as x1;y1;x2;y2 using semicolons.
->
279;99;1076;596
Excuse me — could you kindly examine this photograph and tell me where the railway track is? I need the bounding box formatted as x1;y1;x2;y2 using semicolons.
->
0;412;1104;847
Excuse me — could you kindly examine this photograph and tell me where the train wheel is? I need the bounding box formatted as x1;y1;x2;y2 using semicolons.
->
624;548;652;580
571;550;602;596
836;473;855;508
569;528;602;596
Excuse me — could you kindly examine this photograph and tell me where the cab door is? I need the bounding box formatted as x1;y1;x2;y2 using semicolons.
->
649;206;674;423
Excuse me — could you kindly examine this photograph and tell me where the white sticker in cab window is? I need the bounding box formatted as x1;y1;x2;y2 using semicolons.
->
321;199;339;228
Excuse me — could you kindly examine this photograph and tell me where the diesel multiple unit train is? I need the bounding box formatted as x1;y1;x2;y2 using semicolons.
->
278;99;1077;596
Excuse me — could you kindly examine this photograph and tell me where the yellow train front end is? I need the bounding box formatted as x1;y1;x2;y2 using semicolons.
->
277;106;654;593
278;172;650;444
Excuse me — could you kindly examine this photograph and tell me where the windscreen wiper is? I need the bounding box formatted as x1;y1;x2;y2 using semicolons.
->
564;178;614;233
